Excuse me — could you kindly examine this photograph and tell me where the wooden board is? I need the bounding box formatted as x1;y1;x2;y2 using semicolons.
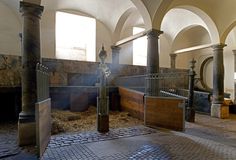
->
118;87;144;120
35;98;51;158
145;96;185;131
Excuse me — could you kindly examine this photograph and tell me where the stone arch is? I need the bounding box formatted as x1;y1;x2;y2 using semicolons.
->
130;0;152;30
160;5;220;44
152;0;173;30
113;7;137;42
221;21;236;43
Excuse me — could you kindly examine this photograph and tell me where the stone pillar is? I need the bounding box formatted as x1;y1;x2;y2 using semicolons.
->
18;1;44;146
146;29;163;74
170;53;177;69
145;29;163;96
111;45;121;65
233;50;236;103
211;43;228;118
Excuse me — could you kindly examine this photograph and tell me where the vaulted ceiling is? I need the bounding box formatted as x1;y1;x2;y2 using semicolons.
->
2;0;236;43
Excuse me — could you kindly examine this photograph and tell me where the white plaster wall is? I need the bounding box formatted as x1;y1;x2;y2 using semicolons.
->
176;52;194;69
159;35;171;68
118;11;144;65
172;26;211;51
0;2;21;55
224;27;236;100
119;27;133;65
41;10;55;58
40;10;113;62
96;21;112;63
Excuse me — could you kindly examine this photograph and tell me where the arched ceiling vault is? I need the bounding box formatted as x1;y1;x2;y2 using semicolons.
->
130;0;152;30
3;0;236;45
175;5;219;44
161;6;219;44
113;7;137;42
221;21;236;44
172;25;211;51
157;0;236;43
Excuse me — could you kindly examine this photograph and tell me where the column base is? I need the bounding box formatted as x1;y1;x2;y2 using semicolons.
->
18;121;36;146
97;114;109;133
211;103;229;119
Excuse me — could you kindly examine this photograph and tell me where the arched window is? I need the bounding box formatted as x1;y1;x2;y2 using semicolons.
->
133;27;147;66
56;11;96;62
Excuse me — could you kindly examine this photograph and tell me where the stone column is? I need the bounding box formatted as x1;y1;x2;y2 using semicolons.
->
211;43;228;118
146;29;163;74
170;53;177;69
18;1;44;146
233;50;236;103
111;45;121;65
145;29;163;96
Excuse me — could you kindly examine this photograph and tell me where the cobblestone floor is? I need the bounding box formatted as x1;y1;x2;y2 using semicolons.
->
42;125;236;160
47;126;156;148
0;122;20;159
1;114;236;160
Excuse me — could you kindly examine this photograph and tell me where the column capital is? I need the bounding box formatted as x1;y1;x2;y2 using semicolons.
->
169;53;177;58
211;43;227;50
232;50;236;55
146;29;163;39
111;45;121;51
20;1;44;18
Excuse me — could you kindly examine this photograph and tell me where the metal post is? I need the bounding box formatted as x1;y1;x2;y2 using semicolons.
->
97;46;111;133
186;59;196;122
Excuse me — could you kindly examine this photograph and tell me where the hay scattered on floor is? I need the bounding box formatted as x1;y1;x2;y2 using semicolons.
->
51;106;143;135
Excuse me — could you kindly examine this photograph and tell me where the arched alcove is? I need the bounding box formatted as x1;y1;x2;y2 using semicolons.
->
130;0;152;30
172;25;211;51
160;7;215;69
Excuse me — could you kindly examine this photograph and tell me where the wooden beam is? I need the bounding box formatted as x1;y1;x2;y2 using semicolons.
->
114;30;147;47
174;44;213;54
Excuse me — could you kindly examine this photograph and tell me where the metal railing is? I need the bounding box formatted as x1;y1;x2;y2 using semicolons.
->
36;63;49;102
145;72;189;97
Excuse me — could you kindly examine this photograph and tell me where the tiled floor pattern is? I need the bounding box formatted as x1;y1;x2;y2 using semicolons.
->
0;123;20;159
42;126;236;160
2;114;236;160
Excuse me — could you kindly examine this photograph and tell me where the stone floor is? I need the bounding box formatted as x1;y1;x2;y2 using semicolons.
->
0;122;20;159
1;113;236;160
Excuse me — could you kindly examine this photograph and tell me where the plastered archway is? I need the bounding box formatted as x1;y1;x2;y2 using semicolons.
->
160;5;220;44
130;0;152;30
171;25;211;51
221;21;236;44
113;7;137;42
